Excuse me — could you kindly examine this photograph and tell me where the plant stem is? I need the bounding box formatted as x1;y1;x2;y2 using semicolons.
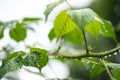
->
101;58;113;79
82;30;89;54
52;36;64;54
65;0;74;9
50;45;120;59
82;58;100;65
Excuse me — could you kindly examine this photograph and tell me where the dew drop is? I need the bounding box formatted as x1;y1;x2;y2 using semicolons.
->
99;58;102;61
75;59;78;60
104;56;108;58
109;55;111;57
86;61;89;64
114;52;117;55
119;50;120;53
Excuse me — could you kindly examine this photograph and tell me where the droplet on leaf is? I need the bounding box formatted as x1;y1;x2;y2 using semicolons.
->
104;56;108;58
109;55;111;57
114;52;117;55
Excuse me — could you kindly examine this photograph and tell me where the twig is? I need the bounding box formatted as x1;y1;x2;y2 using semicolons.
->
82;30;89;54
50;45;120;59
101;58;113;79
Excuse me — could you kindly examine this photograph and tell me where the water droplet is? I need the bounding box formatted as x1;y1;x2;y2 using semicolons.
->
119;50;120;53
75;59;78;60
104;56;108;58
86;61;89;64
114;52;117;55
99;58;102;61
109;55;111;57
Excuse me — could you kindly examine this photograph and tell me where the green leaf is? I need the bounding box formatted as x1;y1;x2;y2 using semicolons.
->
85;20;102;39
30;48;48;55
105;63;120;80
3;51;26;64
48;28;56;41
22;17;41;22
64;27;84;45
90;64;105;79
112;68;120;80
37;54;48;70
23;48;49;71
0;52;25;79
106;63;120;70
44;0;65;21
54;10;77;38
101;19;117;42
68;8;97;29
9;22;27;42
23;53;40;68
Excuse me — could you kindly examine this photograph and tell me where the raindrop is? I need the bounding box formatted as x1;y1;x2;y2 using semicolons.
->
99;58;102;61
86;61;89;64
109;55;111;57
119;50;120;53
114;52;117;55
75;59;78;60
104;56;108;58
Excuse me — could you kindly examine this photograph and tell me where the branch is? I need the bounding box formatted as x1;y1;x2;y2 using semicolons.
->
101;58;113;79
50;45;120;59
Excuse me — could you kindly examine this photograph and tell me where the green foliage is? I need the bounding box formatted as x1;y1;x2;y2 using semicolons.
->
0;1;120;79
44;0;66;21
100;19;117;42
9;22;27;42
68;8;96;30
49;8;116;46
106;63;120;70
64;27;84;45
25;48;49;70
54;10;77;38
112;68;120;80
85;20;102;39
0;17;41;41
90;64;105;79
0;51;25;79
106;63;120;80
0;48;49;79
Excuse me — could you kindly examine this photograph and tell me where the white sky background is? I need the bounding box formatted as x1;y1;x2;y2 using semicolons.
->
0;0;92;80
